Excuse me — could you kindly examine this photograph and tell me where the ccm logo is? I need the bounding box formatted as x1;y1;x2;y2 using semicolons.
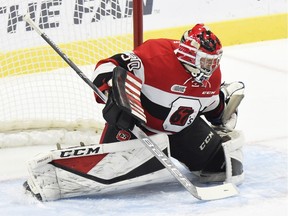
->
202;91;215;95
59;147;100;158
199;132;214;150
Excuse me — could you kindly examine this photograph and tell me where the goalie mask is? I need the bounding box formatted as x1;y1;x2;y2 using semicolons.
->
176;24;223;83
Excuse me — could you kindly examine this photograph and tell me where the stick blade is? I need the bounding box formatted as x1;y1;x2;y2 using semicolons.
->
196;183;239;200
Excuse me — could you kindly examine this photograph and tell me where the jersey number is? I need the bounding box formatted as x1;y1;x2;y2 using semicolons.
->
121;53;141;71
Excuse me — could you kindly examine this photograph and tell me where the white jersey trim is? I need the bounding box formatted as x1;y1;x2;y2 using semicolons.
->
141;84;220;113
92;62;116;81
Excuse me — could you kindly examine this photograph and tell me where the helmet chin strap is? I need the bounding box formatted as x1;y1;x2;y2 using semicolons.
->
183;63;206;83
194;72;205;83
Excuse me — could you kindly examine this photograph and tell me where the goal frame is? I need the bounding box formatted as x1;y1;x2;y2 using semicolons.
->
133;0;143;48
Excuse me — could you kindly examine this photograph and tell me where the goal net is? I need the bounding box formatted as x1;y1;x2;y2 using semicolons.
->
0;0;143;147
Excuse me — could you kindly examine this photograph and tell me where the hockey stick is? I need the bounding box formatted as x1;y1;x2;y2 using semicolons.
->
23;14;238;201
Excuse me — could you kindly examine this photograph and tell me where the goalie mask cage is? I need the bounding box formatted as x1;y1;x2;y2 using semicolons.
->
0;0;143;147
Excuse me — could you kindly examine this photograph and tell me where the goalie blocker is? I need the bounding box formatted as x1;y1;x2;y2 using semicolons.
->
102;66;146;130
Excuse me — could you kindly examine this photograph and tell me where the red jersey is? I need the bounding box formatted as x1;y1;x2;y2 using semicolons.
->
93;38;222;134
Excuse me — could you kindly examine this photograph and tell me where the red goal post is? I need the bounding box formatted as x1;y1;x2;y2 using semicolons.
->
0;0;143;147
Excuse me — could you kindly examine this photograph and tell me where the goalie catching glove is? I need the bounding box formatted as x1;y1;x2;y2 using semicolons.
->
102;66;146;130
207;81;245;131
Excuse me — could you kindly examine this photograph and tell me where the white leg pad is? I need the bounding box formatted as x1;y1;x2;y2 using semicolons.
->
25;133;171;201
195;130;245;185
222;130;245;185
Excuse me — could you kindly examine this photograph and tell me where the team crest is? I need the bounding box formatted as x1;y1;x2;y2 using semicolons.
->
116;130;131;141
171;84;186;93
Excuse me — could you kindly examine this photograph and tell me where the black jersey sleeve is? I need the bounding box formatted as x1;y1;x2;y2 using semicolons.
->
110;52;142;72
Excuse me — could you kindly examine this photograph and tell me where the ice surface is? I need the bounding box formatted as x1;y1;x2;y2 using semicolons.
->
0;39;287;216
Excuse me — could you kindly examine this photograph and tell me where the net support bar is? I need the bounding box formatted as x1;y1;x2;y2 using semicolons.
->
133;0;143;48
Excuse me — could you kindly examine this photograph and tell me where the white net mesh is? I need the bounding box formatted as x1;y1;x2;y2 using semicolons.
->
0;0;137;147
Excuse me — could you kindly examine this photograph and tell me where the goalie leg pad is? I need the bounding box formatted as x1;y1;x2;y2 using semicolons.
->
222;130;245;185
198;130;244;185
102;66;146;130
24;133;171;201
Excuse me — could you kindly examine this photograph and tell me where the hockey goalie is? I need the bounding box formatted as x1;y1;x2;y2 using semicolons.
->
23;24;245;201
